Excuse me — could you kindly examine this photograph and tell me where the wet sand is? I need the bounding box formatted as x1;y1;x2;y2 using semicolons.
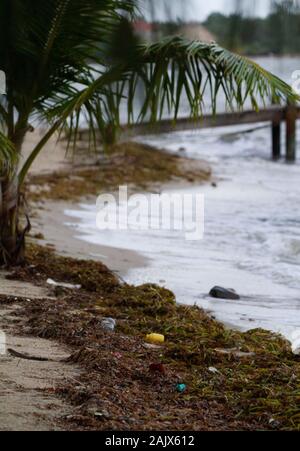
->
31;199;148;276
22;130;148;273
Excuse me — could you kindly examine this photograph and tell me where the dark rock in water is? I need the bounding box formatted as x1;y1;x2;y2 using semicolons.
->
209;286;240;300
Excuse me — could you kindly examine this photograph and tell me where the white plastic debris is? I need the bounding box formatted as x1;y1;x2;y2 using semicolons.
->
47;278;81;290
101;318;116;332
208;366;219;374
143;343;162;350
0;330;6;356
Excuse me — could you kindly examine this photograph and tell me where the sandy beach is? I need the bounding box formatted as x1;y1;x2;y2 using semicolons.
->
32;199;148;275
24;130;211;275
21;130;145;271
0;132;213;431
0;132;299;431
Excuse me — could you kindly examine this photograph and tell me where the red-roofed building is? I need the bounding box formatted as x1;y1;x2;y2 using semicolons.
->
133;20;155;41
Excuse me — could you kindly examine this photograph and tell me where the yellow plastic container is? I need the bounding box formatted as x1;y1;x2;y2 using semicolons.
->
145;333;165;344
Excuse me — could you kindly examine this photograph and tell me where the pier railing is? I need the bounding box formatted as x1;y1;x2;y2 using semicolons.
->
77;105;300;162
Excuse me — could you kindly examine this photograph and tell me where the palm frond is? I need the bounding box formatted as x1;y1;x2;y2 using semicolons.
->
39;37;299;151
8;4;298;183
128;37;299;121
0;131;17;174
0;0;136;126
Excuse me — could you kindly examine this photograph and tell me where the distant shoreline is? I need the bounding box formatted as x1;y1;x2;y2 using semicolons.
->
246;53;300;58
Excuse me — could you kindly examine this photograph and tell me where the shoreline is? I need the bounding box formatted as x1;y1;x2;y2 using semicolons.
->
30;172;214;277
26;138;212;277
31;199;149;276
0;138;299;430
31;198;241;330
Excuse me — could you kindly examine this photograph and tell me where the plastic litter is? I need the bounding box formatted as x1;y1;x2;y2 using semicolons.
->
143;343;162;350
176;383;186;393
101;318;116;331
145;333;165;344
208;366;219;374
47;278;81;290
269;418;280;429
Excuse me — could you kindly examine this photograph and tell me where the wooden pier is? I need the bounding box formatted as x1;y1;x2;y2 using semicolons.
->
78;105;300;162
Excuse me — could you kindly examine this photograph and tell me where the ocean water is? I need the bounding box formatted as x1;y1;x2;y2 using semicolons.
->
64;57;300;351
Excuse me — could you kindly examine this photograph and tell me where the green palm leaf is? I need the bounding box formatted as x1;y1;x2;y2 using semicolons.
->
37;36;298;156
0;131;17;174
0;1;298;183
129;37;298;120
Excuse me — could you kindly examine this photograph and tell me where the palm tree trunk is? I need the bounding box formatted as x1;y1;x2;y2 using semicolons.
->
0;174;28;265
0;116;31;265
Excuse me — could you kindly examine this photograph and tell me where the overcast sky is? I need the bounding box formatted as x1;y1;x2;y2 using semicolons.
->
194;0;270;19
141;0;271;22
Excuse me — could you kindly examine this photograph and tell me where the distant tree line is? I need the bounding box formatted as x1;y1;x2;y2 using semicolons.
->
204;1;300;55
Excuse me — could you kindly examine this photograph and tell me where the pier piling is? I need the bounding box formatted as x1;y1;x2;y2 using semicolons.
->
272;119;281;160
286;105;297;162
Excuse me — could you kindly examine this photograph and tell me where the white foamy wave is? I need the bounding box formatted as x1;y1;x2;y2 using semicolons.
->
290;330;300;355
284;239;300;257
64;56;300;344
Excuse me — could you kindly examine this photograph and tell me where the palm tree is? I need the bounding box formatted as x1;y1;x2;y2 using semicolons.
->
0;0;298;265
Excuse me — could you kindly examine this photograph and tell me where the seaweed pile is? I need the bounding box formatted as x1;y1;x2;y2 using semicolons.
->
6;244;300;431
